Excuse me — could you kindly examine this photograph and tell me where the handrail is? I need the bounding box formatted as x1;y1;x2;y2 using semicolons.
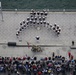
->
1;9;76;12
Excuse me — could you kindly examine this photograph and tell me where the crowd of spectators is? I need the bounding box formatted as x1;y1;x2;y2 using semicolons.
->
0;53;76;75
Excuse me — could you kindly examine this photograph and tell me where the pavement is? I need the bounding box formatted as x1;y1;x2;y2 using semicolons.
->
0;11;76;59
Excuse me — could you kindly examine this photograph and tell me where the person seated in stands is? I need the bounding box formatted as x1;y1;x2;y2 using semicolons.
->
48;57;51;60
26;68;31;75
0;65;4;72
52;58;55;63
7;66;11;75
17;71;20;75
37;71;42;75
27;57;30;60
62;57;65;63
73;64;76;75
61;64;66;75
56;66;61;75
34;57;37;60
32;64;37;75
0;55;75;75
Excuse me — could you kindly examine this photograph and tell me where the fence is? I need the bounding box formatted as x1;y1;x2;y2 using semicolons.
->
1;9;76;12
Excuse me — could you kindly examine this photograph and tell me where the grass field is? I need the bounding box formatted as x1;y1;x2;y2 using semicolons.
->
0;0;76;9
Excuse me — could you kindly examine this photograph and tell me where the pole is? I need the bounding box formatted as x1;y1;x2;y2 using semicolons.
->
0;2;4;21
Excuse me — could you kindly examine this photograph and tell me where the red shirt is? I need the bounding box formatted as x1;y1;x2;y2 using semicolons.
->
38;71;42;75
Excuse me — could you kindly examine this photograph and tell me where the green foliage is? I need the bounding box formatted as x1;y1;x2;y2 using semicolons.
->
0;0;76;9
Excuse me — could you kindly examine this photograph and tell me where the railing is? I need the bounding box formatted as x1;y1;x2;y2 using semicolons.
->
1;9;76;12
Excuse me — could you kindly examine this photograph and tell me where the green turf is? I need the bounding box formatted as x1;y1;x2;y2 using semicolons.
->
0;0;76;9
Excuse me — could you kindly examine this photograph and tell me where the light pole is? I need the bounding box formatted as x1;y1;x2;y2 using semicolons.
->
0;2;4;21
